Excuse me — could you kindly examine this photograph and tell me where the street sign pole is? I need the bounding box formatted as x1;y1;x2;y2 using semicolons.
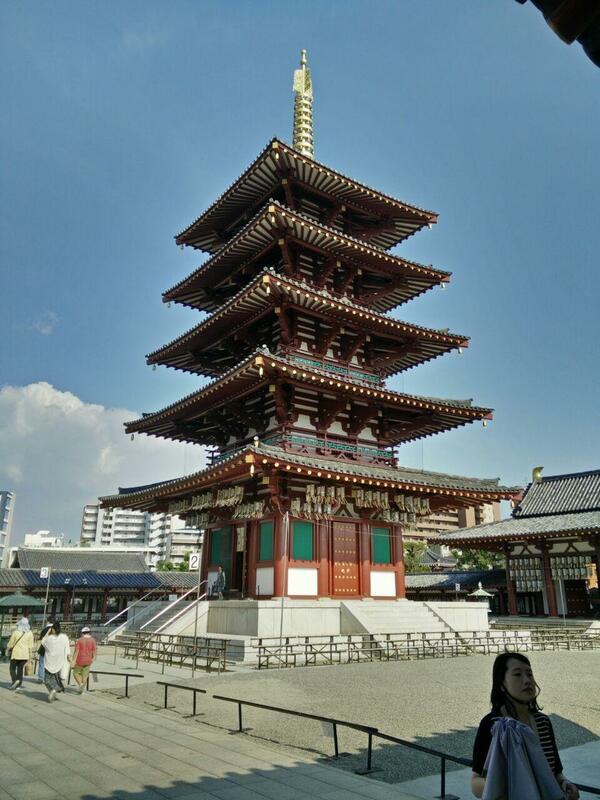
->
41;567;52;627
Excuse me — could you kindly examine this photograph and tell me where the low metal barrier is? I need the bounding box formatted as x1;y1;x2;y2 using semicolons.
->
212;693;378;773
157;681;207;716
84;669;144;698
375;730;472;799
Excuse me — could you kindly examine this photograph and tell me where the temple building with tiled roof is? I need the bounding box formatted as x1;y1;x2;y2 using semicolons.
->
436;468;600;617
101;51;517;603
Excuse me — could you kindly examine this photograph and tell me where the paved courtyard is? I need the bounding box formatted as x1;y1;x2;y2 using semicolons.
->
2;650;599;800
117;649;600;793
0;663;421;800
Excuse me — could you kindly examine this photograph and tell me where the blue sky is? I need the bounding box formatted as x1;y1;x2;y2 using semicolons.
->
1;2;599;542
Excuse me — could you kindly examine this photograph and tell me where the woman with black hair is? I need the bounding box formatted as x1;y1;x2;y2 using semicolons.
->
471;652;579;799
40;621;71;702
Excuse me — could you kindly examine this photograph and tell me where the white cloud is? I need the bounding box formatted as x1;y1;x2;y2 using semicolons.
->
31;311;60;336
0;383;206;544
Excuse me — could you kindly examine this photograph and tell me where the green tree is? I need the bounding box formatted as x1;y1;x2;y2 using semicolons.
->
177;553;190;572
451;548;505;570
156;560;175;571
403;540;429;573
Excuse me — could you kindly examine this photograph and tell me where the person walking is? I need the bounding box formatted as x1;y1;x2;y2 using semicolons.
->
471;652;580;799
7;617;34;691
41;621;70;702
36;623;53;683
71;626;97;694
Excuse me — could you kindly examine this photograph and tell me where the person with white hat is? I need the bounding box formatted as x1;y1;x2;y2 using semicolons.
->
71;626;97;694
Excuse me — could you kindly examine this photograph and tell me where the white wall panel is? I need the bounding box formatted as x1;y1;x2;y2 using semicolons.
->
287;567;318;596
255;567;274;596
370;570;396;597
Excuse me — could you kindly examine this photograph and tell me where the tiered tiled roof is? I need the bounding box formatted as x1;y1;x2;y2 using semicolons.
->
126;350;492;446
101;442;517;512
148;269;468;377
108;131;512;528
432;510;600;545
0;569;202;591
405;569;505;590
166;201;450;313
514;469;600;517
12;549;149;573
434;469;600;545
176;139;437;252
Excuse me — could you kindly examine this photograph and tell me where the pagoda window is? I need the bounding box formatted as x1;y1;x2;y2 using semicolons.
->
292;520;314;561
372;527;392;565
258;520;274;562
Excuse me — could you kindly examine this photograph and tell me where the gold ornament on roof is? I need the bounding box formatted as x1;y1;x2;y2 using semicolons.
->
293;49;314;158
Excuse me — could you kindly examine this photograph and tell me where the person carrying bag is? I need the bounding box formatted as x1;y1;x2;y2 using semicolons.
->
7;617;34;691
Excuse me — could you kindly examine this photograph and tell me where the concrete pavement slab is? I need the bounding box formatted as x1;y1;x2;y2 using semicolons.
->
3;780;63;800
0;662;420;800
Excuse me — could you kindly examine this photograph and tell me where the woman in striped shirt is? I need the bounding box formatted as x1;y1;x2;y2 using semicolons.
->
471;652;579;798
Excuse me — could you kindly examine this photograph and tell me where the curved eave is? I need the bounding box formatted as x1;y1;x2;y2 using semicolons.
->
165;201;450;313
101;444;514;514
126;351;492;446
148;270;468;378
175;139;437;253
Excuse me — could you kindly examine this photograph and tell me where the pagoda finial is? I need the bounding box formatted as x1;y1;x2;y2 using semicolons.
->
293;49;314;158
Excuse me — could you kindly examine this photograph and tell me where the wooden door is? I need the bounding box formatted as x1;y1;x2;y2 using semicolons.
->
332;522;360;596
564;580;591;616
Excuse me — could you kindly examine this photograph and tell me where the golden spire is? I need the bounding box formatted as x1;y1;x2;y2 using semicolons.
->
293;49;314;158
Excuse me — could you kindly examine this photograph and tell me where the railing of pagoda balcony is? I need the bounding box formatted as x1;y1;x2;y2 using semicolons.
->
287;353;382;386
261;433;396;466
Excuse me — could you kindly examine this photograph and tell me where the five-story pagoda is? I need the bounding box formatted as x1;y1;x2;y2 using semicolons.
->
102;52;515;601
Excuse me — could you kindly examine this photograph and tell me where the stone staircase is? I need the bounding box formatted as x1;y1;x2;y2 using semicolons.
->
341;599;454;636
138;600;198;633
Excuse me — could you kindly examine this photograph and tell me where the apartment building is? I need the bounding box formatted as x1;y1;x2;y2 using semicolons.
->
0;491;16;567
80;504;201;568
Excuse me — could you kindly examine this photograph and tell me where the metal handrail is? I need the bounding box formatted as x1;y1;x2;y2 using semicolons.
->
102;588;163;627
154;587;207;634
131;586;208;668
138;586;197;631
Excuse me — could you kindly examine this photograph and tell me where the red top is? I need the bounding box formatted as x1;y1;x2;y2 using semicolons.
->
75;636;97;666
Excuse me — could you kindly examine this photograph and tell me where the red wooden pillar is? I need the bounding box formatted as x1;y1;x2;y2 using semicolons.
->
359;520;371;597
63;592;72;621
540;543;558;617
247;520;258;597
273;513;286;597
200;529;210;591
505;551;518;615
317;520;330;597
393;525;406;599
